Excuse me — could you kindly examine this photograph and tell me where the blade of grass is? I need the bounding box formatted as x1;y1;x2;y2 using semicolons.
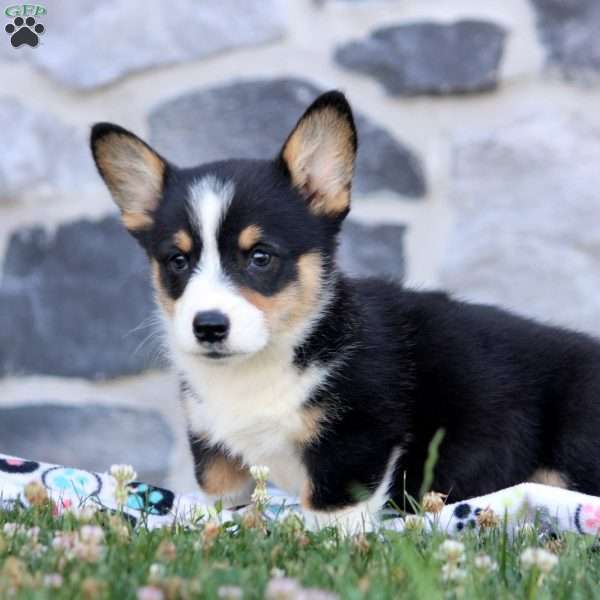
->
419;429;445;501
500;509;509;584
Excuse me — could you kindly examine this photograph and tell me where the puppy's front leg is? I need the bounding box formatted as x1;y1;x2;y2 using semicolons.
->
188;433;254;508
300;445;402;534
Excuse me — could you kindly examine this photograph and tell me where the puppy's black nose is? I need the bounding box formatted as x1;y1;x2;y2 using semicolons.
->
193;311;230;344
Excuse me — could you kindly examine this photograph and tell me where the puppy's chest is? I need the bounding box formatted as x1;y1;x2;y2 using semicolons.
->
183;360;327;493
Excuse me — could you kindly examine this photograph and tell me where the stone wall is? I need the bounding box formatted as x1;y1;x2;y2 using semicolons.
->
1;0;599;490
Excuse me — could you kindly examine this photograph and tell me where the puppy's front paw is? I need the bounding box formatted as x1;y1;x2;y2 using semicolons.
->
302;505;380;534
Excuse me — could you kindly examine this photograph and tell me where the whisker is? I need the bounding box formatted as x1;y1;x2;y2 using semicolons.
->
123;313;163;340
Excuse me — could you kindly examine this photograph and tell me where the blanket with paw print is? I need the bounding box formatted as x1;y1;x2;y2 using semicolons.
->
0;452;599;537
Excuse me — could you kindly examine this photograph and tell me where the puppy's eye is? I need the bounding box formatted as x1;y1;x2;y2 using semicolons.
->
249;248;272;269
168;253;189;273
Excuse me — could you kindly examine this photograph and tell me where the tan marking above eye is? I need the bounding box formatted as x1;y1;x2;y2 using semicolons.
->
174;229;193;253
238;225;262;251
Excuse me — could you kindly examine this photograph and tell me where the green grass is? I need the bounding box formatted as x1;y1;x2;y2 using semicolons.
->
1;502;600;600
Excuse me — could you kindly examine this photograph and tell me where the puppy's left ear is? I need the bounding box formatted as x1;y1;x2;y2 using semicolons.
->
280;91;357;218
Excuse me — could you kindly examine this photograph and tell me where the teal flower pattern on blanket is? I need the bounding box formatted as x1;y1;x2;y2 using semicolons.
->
2;452;600;538
42;467;101;497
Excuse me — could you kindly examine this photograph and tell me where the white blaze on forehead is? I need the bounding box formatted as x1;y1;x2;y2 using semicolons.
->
188;175;234;277
170;175;269;356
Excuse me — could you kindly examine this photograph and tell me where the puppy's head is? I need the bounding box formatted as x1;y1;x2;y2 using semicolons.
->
91;91;357;363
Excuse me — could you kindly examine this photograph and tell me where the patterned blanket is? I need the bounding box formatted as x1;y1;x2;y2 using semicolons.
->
1;453;599;537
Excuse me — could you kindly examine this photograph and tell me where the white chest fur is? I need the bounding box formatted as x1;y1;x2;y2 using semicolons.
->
177;345;329;494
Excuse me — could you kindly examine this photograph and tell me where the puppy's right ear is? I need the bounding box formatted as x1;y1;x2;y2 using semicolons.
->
91;123;166;232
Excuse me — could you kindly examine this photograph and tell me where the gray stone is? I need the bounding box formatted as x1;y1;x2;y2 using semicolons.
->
335;20;506;96
315;0;395;3
0;1;287;90
0;404;173;485
148;78;425;198
339;220;404;281
0;98;95;201
0;213;404;380
0;216;159;380
530;0;600;80
440;111;600;337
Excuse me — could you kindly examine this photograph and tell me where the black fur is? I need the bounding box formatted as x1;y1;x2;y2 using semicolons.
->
91;91;600;513
299;277;600;508
138;159;336;303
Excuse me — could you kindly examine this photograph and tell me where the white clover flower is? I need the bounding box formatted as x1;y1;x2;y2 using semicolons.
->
321;539;337;551
403;515;424;533
137;586;165;600
148;562;166;581
42;573;64;588
265;576;301;600
217;585;243;599
250;465;270;482
520;547;559;573
473;554;498;572
72;539;104;563
77;504;100;522
79;525;104;544
270;567;286;578
51;532;77;553
3;522;24;536
22;542;48;560
436;539;466;563
441;563;467;583
110;464;138;484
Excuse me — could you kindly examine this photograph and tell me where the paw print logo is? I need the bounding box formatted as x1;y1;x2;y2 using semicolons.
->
5;16;44;48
